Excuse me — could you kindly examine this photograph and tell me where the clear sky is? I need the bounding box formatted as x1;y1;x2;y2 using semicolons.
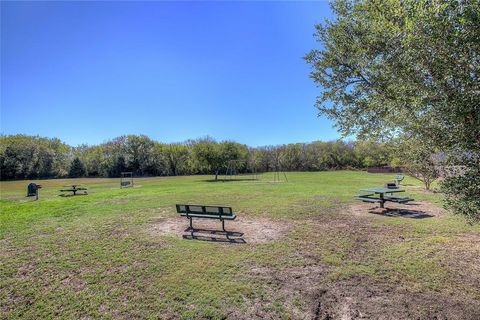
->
1;1;338;147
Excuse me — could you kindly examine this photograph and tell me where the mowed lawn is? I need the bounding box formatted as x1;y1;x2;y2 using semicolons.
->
1;172;479;319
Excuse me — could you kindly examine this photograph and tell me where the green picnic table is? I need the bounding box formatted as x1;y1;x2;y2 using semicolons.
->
356;187;413;208
59;185;88;196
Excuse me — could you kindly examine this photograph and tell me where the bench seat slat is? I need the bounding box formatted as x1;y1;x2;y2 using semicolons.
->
179;213;236;220
384;195;413;200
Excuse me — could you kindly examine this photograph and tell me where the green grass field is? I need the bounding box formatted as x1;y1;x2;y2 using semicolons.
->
1;171;479;319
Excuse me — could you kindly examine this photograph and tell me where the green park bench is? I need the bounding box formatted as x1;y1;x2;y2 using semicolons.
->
176;204;237;231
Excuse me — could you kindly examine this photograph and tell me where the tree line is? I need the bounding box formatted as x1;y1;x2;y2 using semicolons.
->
0;134;399;181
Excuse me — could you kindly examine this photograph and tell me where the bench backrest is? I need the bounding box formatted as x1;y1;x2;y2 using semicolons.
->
176;204;234;217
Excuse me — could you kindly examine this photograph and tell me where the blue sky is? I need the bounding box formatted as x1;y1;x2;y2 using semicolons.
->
1;1;338;147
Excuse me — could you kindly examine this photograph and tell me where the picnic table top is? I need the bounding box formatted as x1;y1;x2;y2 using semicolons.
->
360;187;405;194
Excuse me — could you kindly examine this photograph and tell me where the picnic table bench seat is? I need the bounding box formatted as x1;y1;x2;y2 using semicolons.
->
176;204;236;231
59;188;88;192
383;195;414;203
355;195;383;203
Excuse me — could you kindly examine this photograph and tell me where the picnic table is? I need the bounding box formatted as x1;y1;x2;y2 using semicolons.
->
60;185;88;196
356;187;413;208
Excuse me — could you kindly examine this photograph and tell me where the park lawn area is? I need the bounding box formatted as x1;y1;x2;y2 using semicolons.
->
1;171;479;319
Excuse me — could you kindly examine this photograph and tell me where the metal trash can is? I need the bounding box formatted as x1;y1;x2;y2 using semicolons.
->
27;183;42;197
384;182;398;189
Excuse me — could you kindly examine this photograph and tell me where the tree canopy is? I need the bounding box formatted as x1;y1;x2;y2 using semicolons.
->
305;0;479;149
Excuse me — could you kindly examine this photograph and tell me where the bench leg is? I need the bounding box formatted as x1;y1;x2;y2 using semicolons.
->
221;219;225;232
189;217;193;230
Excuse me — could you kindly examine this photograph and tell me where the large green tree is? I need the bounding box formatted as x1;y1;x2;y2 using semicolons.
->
305;0;479;147
0;135;70;180
69;157;87;178
192;138;248;180
305;0;480;220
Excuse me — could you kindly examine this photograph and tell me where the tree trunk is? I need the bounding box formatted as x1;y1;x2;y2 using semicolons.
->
425;180;431;191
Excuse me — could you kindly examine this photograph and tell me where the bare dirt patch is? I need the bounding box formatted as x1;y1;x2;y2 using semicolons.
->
240;255;480;319
233;202;480;319
233;264;329;319
441;233;480;298
240;263;480;319
148;216;293;244
312;275;480;320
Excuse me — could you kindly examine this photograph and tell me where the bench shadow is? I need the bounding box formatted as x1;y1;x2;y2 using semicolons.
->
59;193;88;197
182;227;246;244
182;234;246;244
369;207;433;219
184;227;244;237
